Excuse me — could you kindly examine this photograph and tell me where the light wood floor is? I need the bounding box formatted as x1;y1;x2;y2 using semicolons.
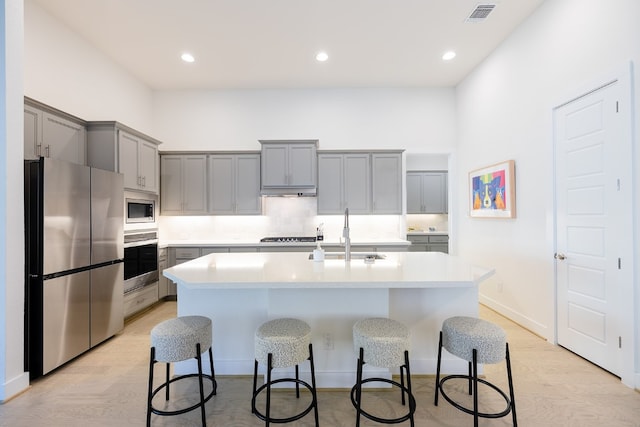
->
1;301;638;426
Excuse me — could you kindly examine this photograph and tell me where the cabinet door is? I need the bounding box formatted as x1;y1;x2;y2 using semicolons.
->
209;155;235;214
160;156;184;214
371;153;402;214
288;144;316;187
24;105;42;160
406;173;423;213
317;154;344;214
138;140;158;193
42;112;86;165
182;155;208;214
235;154;261;214
344;154;370;213
422;172;447;213
158;259;168;299
118;131;140;190
261;144;288;187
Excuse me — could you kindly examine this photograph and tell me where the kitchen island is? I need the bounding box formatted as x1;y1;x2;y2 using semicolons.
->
163;251;493;388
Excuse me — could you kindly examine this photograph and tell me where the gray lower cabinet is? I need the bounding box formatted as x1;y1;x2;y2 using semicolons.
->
158;247;169;300
124;283;159;318
407;234;449;253
209;153;261;214
24;100;86;165
407;171;448;214
160;154;208;215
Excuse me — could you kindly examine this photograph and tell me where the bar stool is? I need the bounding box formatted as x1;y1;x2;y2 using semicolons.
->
251;318;319;427
147;315;217;427
351;317;416;427
434;316;517;427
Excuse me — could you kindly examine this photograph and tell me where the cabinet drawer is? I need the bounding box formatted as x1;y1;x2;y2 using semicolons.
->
201;247;229;255
407;235;429;243
174;247;201;258
428;235;449;243
124;283;158;318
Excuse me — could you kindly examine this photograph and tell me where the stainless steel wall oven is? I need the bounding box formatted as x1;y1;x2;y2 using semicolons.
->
124;230;158;294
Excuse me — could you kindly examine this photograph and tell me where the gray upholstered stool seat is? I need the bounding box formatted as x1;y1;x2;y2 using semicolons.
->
353;317;410;368
252;318;319;427
442;316;506;364
351;318;416;426
147;316;216;427
151;316;213;362
435;316;517;427
255;318;311;368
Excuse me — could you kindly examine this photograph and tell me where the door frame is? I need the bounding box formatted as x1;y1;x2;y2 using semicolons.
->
552;62;636;387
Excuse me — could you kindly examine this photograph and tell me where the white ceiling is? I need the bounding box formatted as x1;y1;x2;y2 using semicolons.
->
30;0;545;90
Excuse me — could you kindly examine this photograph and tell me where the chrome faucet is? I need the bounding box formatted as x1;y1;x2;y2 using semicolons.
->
343;208;351;261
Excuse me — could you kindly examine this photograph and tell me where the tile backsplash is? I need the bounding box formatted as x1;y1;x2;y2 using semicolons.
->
158;197;406;242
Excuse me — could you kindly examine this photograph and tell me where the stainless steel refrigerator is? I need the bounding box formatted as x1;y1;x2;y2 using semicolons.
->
25;158;124;379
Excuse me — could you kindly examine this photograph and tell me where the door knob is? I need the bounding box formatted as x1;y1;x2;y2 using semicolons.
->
554;253;566;260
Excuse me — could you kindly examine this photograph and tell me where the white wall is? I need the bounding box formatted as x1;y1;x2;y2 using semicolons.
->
1;0;29;402
455;0;640;387
24;1;155;136
152;87;455;151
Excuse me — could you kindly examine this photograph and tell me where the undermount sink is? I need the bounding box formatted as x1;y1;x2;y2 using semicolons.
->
308;252;386;261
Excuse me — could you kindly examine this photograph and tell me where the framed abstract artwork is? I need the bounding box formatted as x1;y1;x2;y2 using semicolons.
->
469;160;516;218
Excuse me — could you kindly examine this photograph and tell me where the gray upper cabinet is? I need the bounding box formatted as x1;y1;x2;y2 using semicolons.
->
260;140;317;195
87;122;161;194
371;152;403;214
24;101;86;165
318;152;370;214
160;154;208;215
209;153;261;215
407;171;448;214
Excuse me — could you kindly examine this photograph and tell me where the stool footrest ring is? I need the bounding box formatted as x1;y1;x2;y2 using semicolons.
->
251;378;317;424
350;377;417;424
438;374;513;419
150;373;217;417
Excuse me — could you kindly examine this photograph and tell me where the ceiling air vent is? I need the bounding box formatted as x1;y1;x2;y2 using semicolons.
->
465;3;496;23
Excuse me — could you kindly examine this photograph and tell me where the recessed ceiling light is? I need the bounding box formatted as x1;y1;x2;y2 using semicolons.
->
442;51;456;61
316;51;329;62
181;52;195;63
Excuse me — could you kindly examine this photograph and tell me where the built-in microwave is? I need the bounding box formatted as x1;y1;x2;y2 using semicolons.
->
126;198;155;223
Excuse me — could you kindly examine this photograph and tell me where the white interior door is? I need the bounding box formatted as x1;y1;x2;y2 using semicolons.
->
554;79;632;376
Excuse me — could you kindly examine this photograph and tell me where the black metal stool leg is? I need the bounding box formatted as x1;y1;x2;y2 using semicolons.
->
208;347;217;396
404;350;415;427
472;349;479;427
195;343;207;427
468;361;473;395
146;347;155;427
165;362;171;400
295;364;300;398
252;359;259;413
355;347;364;427
434;331;443;406
506;343;517;427
265;353;273;427
308;343;320;427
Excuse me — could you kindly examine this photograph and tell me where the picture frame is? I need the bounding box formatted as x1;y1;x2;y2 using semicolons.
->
469;160;516;218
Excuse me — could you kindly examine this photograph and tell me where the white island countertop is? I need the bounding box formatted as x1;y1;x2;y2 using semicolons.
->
163;251;493;290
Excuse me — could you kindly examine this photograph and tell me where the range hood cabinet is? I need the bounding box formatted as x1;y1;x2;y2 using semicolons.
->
260;139;318;197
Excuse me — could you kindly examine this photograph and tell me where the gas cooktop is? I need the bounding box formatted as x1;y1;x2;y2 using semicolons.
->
260;236;317;243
